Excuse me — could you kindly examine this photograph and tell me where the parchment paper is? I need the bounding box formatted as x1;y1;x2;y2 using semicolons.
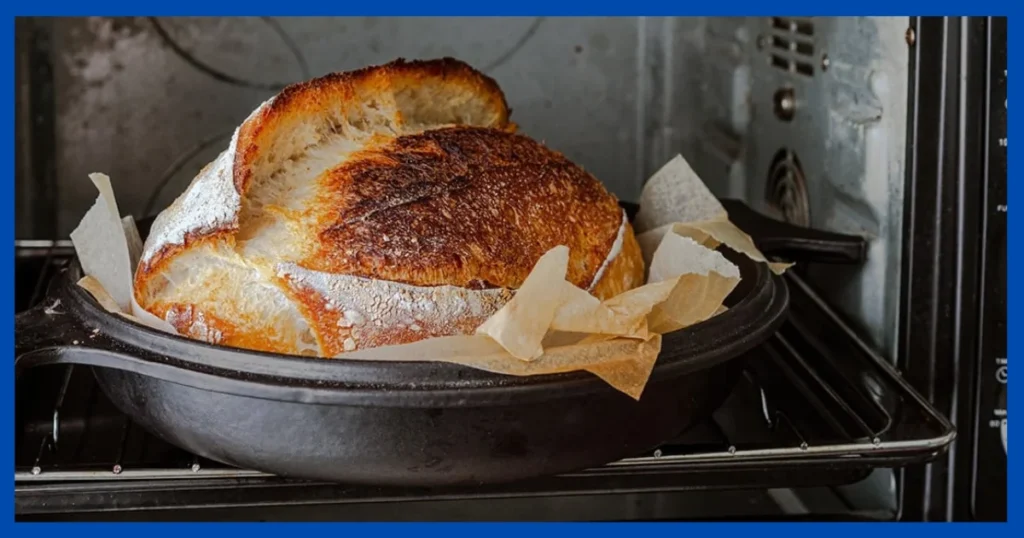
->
634;155;793;275
70;155;787;400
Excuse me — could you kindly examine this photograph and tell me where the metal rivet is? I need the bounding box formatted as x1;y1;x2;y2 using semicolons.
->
773;87;796;122
905;28;916;47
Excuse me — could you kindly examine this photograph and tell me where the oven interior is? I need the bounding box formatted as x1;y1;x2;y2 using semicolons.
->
14;16;1005;521
18;16;911;357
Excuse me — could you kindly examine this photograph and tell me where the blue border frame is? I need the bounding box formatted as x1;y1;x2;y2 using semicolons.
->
3;6;1016;529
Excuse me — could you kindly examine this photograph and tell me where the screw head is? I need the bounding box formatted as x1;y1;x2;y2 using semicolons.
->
906;27;916;47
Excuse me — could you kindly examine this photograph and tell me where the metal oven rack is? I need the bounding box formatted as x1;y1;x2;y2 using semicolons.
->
14;245;955;516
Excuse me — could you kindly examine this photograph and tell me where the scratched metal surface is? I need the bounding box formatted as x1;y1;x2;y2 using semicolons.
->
745;16;910;358
25;16;910;361
640;16;910;357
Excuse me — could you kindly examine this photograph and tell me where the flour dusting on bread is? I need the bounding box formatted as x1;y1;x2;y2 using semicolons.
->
278;262;513;355
133;58;645;357
141;97;276;268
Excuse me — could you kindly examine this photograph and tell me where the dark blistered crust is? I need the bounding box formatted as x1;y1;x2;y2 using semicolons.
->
303;127;625;290
136;58;511;305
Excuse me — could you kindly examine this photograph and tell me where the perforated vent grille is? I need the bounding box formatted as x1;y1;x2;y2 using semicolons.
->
768;17;816;77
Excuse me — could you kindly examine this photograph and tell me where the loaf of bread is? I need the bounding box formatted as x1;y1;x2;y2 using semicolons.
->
133;58;646;357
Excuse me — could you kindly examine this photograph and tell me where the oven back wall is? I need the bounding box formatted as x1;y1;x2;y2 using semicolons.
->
17;16;909;360
28;16;654;237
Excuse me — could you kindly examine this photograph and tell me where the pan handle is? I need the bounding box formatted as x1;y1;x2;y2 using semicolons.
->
719;200;867;264
14;297;103;377
618;200;867;265
13;295;262;395
16;300;84;355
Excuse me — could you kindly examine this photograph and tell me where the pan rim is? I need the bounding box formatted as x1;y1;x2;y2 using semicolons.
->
36;246;787;407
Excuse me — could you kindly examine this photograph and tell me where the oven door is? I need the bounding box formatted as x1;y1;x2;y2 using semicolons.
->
891;15;1007;522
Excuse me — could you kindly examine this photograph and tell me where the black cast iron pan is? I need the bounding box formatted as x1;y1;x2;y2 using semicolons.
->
15;200;866;487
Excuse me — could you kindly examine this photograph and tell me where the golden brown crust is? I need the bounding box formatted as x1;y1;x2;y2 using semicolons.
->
302;127;624;290
135;235;224;303
135;58;512;294
156;302;304;356
234;57;512;194
134;57;646;357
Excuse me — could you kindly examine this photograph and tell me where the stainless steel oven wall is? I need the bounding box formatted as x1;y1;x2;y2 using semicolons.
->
29;16;909;358
656;16;911;358
660;18;910;517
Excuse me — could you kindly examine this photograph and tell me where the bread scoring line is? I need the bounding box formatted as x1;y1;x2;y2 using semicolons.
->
587;210;627;292
139;97;276;268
